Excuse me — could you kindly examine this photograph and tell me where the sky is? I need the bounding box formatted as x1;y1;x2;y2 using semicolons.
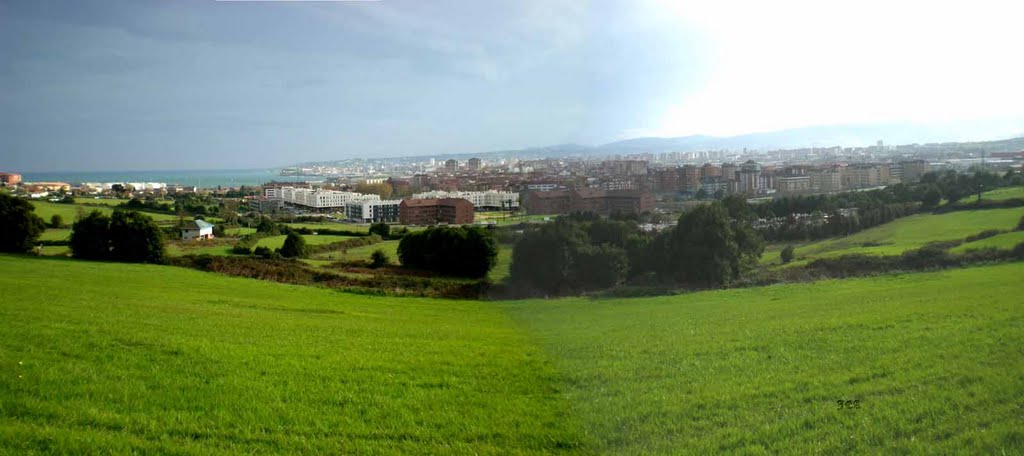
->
1;0;1023;172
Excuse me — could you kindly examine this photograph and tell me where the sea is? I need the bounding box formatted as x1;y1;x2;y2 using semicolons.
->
20;169;328;188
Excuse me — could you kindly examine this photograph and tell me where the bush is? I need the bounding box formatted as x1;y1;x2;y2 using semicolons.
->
1018;215;1024;232
370;249;389;268
70;211;112;259
0;193;46;252
49;214;64;229
368;222;390;239
278;232;308;258
108;210;166;263
231;244;253;255
781;245;795;264
398;226;497;278
964;229;1003;243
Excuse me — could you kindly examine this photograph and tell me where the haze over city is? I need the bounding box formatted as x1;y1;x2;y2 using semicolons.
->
2;0;1023;171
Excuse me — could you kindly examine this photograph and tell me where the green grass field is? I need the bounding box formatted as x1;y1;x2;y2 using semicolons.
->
1;255;1021;454
254;234;355;250
29;201;180;224
224;227;256;236
950;230;1024;254
764;207;1024;265
320;239;401;263
980;186;1024;201
38;229;71;241
284;222;369;232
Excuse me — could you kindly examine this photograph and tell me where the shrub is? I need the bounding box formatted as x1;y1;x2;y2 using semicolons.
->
108;210;166;263
278;232;308;258
370;249;389;268
398;226;497;278
1018;215;1024;232
70;211;112;259
781;245;795;264
368;222;390;239
0;193;46;253
49;214;64;229
964;229;1003;243
231;244;253;255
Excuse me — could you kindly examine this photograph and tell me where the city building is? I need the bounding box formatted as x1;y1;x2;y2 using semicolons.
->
345;200;401;223
776;175;811;194
521;189;654;215
844;164;891;189
411;190;519;210
248;196;285;213
899;160;929;183
444;159;459;173
809;166;844;193
737;160;762;194
273;187;380;210
0;172;22;186
467;157;482;171
399;198;474;225
603;160;648;176
721;163;738;181
681;165;702;191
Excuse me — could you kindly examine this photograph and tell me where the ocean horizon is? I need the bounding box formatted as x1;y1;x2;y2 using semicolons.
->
19;169;328;188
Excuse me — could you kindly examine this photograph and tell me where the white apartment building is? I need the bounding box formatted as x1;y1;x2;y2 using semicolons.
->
344;200;401;223
411;190;520;210
272;187;380;209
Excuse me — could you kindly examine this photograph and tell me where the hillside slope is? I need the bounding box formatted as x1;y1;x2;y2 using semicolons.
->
2;255;1022;454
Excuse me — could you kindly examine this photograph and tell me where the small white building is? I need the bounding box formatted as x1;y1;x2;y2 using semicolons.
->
182;219;215;240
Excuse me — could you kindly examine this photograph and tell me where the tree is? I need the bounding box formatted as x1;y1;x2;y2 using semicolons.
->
509;224;581;294
0;193;46;253
781;245;795;264
109;210;166;263
921;186;942;208
279;232;308;258
49;214;64;229
665;203;740;285
370;249;389;268
571;244;629;290
70;210;112;260
368;222;391;239
398;226;498;278
1017;215;1024;232
695;188;709;200
355;182;394;199
256;216;278;234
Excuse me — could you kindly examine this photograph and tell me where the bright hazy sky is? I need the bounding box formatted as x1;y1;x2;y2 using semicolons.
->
2;0;1022;171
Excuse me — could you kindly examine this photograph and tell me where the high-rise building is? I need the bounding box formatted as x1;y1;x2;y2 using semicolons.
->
467;157;482;171
444;159;459;172
737;160;762;194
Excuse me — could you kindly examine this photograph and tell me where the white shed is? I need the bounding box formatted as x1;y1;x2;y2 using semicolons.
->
182;219;215;240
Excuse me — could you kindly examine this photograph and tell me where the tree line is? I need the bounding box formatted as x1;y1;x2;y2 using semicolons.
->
509;195;765;296
397;226;498;278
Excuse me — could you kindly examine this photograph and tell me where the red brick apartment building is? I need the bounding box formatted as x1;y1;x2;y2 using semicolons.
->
521;189;654;215
399;198;474;225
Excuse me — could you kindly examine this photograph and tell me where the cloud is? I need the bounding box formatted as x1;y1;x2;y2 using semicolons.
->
640;0;1024;137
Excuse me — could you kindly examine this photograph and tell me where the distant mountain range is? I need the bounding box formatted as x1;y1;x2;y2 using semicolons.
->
293;119;1024;167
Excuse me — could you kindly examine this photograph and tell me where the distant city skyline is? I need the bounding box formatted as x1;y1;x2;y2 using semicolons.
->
2;0;1023;172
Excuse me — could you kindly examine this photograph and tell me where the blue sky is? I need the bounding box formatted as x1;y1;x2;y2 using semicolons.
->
2;0;1022;171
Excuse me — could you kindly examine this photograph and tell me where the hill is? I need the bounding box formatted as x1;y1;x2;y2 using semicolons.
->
763;206;1024;266
1;255;1022;453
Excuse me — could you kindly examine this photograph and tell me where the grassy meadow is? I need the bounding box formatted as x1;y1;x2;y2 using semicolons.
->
1;254;1022;454
763;207;1024;266
29;201;179;224
0;255;585;454
980;186;1024;201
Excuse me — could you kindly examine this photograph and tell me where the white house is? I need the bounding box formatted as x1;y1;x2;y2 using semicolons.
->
182;219;214;240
